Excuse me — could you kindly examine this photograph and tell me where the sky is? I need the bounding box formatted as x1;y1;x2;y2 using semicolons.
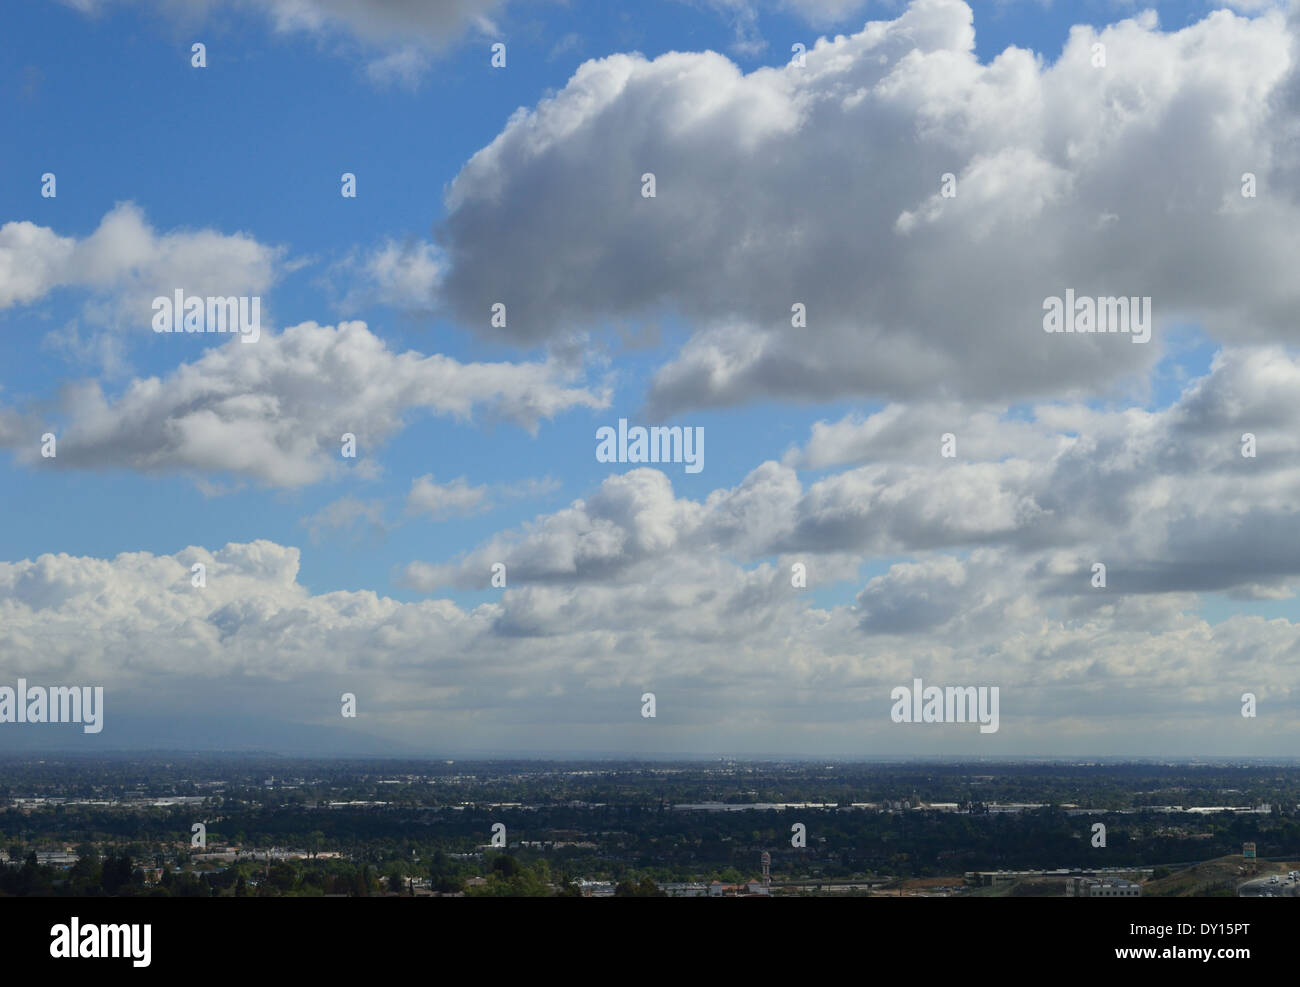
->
1;0;1299;757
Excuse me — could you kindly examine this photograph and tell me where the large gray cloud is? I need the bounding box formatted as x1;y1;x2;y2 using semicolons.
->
433;0;1300;413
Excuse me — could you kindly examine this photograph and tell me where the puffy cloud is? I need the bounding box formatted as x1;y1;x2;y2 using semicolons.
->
406;474;491;520
787;347;1300;597
0;203;284;327
0;221;73;309
407;347;1300;600
778;0;872;24
302;496;388;543
787;401;1061;469
432;0;1300;413
856;554;970;634
250;0;509;49
0;320;609;487
402;468;705;589
333;238;442;314
60;0;525;84
405;473;561;521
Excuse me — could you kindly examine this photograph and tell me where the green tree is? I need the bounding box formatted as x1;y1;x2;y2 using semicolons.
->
492;855;522;878
468;857;552;897
616;876;665;897
269;862;297;893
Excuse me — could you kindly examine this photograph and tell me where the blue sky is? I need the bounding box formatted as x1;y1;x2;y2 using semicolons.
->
1;0;1297;756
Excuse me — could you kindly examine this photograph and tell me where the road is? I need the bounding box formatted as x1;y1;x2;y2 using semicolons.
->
1238;873;1299;897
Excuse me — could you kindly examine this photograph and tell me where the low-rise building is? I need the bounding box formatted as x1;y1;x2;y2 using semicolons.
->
661;882;709;897
1069;877;1140;897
